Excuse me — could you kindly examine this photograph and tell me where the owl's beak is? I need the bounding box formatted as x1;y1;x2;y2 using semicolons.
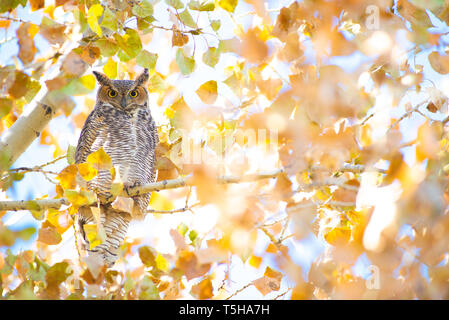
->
120;96;127;109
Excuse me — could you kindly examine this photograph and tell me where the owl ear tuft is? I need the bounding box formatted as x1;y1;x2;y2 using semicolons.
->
135;68;149;86
93;71;112;86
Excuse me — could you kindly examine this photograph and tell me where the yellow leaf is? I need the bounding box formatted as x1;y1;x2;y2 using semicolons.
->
55;164;78;189
103;58;117;79
83;224;102;249
196;80;217;104
155;253;170;272
90;206;106;243
86;147;113;170
87;4;103;37
324;226;351;246
64;189;96;207
79;75;96;90
77;162;98;181
248;255;262;269
148;192;174;211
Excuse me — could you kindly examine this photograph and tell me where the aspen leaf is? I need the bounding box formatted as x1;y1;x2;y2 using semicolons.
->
86;147;112;170
64;189;96;207
429;51;449;74
17;22;38;65
176;250;210;280
132;0;154;18
191;278;213;299
202;47;220;67
101;8;117;31
252;267;283;296
56;164;78;189
210;20;220;31
29;0;44;11
196;80;217;104
248;255;262;268
95;38;119;57
136;50;158;70
111;196;134;214
79;45;101;65
62;51;88;76
103;58;117;79
87;4;103;37
83;224;102;249
218;0;238;12
178;9;197;29
175;49;195;75
155;253;170;272
172;29;189;47
139;246;157;267
166;0;184;9
189;0;215;11
148;192;175;211
40;17;66;45
38;224;62;245
77;162;98;181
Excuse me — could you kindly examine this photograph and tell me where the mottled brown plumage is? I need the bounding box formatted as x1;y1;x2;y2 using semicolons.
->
74;69;158;266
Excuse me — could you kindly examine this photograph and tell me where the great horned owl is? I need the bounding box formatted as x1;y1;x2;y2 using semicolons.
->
74;69;158;266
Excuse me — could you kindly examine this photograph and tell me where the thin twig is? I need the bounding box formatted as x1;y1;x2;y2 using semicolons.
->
225;282;253;300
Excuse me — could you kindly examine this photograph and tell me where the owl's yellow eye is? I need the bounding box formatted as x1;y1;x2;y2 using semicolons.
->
129;90;139;98
108;89;117;98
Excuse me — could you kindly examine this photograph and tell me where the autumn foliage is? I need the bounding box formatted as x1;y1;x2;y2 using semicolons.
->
2;0;449;300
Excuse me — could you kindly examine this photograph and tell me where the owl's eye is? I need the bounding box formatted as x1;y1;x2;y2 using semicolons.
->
129;90;139;98
108;89;117;98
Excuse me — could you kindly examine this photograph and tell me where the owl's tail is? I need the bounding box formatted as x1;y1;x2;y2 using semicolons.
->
76;205;131;267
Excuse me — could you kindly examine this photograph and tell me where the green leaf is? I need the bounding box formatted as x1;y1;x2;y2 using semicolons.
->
45;261;72;287
114;29;143;61
176;49;195;75
17;227;36;241
136;50;158;70
0;0;27;14
188;0;215;11
218;0;238;12
177;222;189;236
132;0;154;18
0;98;12;119
202;47;220;67
139;275;160;300
138;245;156;267
188;229;198;242
179;9;197;29
87;4;103;37
95;38;119;57
24;79;41;103
101;8;117;31
148;73;167;91
73;8;87;33
166;0;184;9
210;19;221;32
67;145;76;165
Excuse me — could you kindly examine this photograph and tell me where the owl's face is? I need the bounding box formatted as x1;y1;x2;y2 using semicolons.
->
93;69;149;111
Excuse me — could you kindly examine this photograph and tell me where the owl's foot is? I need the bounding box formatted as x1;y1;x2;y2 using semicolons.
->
123;181;140;196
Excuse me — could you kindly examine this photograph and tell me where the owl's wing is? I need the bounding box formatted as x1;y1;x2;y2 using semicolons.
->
75;108;105;164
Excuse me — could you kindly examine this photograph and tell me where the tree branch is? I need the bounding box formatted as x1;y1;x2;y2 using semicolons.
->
0;164;384;212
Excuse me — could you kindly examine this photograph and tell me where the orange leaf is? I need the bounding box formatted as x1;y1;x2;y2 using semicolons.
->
55;164;78;189
191;278;213;299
